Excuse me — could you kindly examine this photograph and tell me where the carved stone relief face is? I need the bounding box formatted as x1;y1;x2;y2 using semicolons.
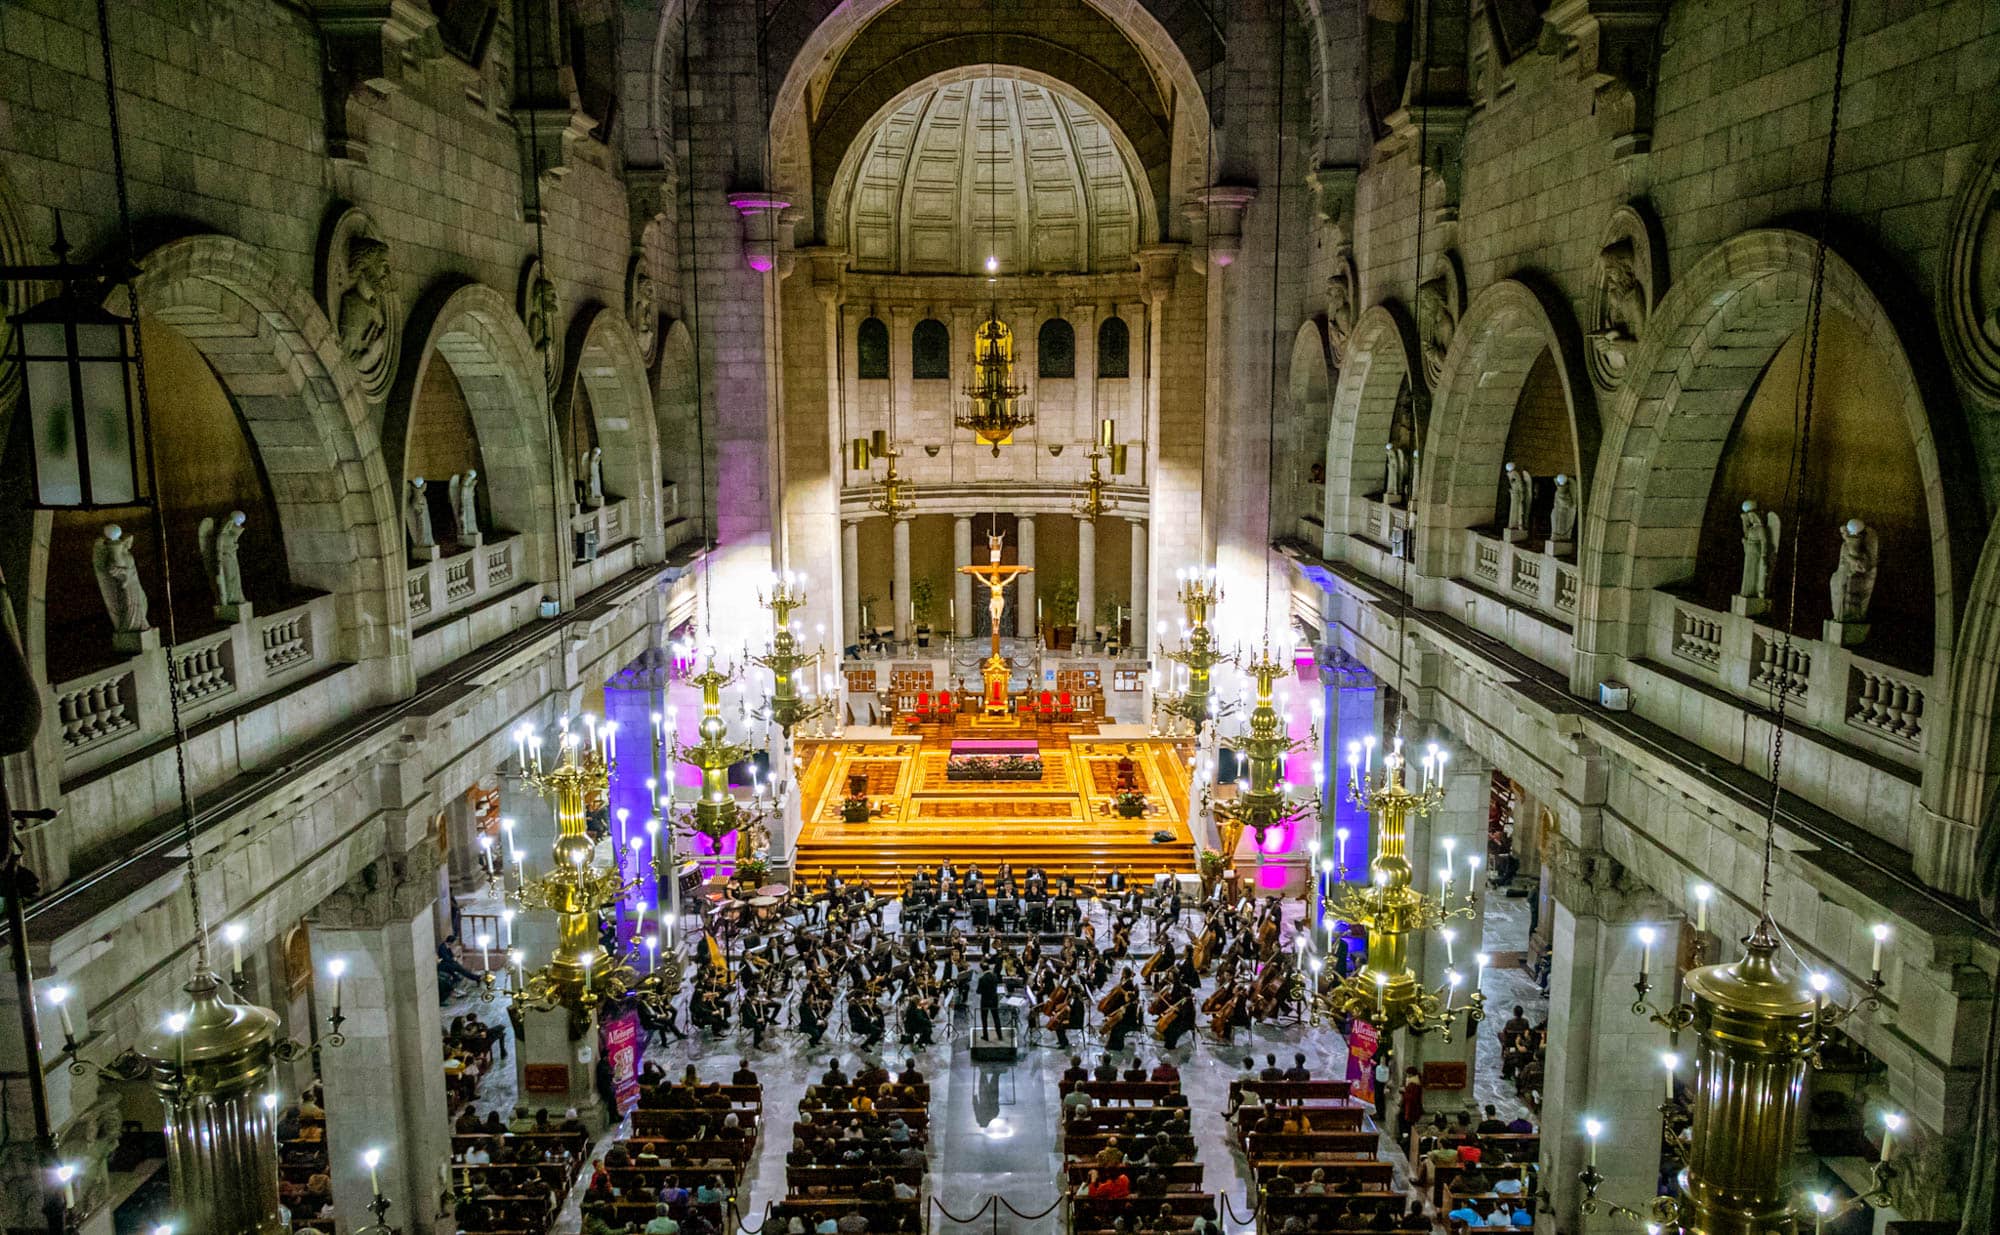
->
1941;143;2000;403
520;258;564;394
320;207;401;401
1587;204;1665;393
628;255;660;366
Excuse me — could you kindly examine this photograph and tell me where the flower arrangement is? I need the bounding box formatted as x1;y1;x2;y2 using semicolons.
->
945;753;1044;781
1115;789;1148;818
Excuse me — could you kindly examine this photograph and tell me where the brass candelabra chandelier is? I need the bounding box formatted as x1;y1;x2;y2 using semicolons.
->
1210;646;1317;857
1153;568;1235;734
666;657;772;867
850;430;914;518
957;315;1030;455
1073;418;1128;520
750;572;833;736
1307;736;1484;1040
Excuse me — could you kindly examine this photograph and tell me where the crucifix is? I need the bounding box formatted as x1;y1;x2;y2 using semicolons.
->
959;531;1033;714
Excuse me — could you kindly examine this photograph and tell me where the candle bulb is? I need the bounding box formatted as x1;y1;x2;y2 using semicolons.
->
1660;1052;1679;1101
364;1148;383;1198
1444;970;1460;1011
1637;926;1656;980
328;958;346;1017
224;922;246;980
1442;927;1457;967
501;909;515;947
646;934;659;973
1694;883;1711;933
512;950;526;990
47;986;75;1043
1871;923;1888;978
1373;972;1387;1018
476;933;491;971
1585;1119;1602;1167
56;1164;75;1207
1880;1111;1902;1162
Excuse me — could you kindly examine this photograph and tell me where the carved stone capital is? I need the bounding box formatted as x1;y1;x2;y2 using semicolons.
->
1137;245;1184;303
1186;186;1259;267
1382;105;1469;221
1544;0;1670;158
1307;165;1361;233
1544;832;1667;922
315;841;442;929
803;246;850;305
309;0;442;164
625;164;678;245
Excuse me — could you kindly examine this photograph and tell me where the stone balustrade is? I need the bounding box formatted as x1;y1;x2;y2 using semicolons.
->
405;535;524;631
1650;594;1931;763
50;593;338;781
1459;529;1581;622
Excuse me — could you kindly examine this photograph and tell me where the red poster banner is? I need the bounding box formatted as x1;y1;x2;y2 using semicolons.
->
602;1011;643;1115
1346;1019;1379;1107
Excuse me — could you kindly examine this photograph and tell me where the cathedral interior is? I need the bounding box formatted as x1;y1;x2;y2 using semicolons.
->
0;0;1998;1233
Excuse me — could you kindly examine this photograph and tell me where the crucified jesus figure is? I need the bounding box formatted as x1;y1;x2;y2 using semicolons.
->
958;532;1033;713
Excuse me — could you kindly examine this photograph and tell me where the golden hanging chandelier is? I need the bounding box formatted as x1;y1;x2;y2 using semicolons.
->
1210;646;1317;857
957;316;1030;455
1152;568;1234;734
1308;736;1484;1040
666;656;773;867
751;571;832;736
1073;418;1128;520
851;430;913;517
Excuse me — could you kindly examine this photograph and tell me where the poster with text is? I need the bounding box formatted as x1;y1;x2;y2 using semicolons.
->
1346;1019;1379;1106
603;1011;643;1115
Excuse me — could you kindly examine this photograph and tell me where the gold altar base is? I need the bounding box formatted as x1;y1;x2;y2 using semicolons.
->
793;735;1198;889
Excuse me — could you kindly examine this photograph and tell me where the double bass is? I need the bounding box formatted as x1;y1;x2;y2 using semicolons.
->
1204;982;1241;1038
1249;963;1291;1020
1191;922;1221;973
1155;994;1193;1045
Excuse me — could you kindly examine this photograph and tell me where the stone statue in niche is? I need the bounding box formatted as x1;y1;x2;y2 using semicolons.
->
1589;239;1647;382
580;446;605;508
406;478;436;554
450;470;480;542
627;256;660;367
1383;443;1410;505
92;525;153;650
197;510;249;619
1548;474;1576;553
320;208;402;402
1735;499;1779;617
520;258;564;395
1417;273;1457;388
1503;461;1532;543
1826;518;1879;646
1325;260;1356;364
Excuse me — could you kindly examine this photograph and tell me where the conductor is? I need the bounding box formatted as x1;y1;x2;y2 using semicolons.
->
977;963;1003;1040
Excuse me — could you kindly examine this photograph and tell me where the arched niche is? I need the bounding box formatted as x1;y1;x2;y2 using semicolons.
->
1286;319;1334;524
1689;312;1930;657
1414;278;1596;578
654;319;701;526
43;316;293;679
564;306;664;554
392;283;563;598
80;235;407;686
1323;303;1424;545
404;338;491;544
1575;230;1970;700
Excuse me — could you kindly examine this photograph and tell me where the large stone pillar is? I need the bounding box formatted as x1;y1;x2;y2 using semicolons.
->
313;847;451;1235
842;519;861;646
1540;850;1671;1235
1078;516;1098;648
954;515;974;639
892;515;913;643
1016;515;1038;639
1127;517;1148;652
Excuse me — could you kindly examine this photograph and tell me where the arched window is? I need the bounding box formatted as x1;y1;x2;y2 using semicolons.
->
1038;318;1076;378
857;317;890;379
1097;316;1130;379
912;318;951;379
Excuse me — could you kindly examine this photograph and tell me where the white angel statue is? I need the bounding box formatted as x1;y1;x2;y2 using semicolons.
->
92;525;151;635
1739;499;1779;601
197;510;248;609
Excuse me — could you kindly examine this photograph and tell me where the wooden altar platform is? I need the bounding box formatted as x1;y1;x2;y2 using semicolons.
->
792;726;1199;890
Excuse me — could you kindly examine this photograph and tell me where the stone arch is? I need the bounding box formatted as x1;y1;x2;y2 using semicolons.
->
1323;303;1423;546
564;305;665;560
1412;277;1597;578
1574;229;1971;703
767;0;1213;244
124;235;408;686
393;282;565;604
653;319;702;531
1286;319;1334;526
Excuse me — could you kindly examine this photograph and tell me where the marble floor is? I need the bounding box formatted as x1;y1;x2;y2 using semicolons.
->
445;890;1539;1234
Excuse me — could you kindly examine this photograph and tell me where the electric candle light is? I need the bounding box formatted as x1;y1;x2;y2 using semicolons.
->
475;933;491;970
1373;971;1388;1018
646;933;659;972
1880;1111;1902;1161
511;949;526;989
1811;1192;1831;1235
327;958;346;1017
55;1163;75;1207
263;1092;278;1112
1693;883;1711;932
1584;1118;1603;1166
1637;926;1656;979
1660;1052;1679;1100
501;908;515;946
363;1148;383;1198
1441;927;1457;967
47;985;75;1043
1871;922;1889;977
223;921;247;980
1444;969;1461;1010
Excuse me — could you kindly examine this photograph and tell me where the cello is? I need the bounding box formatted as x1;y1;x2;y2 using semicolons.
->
1041;986;1072;1031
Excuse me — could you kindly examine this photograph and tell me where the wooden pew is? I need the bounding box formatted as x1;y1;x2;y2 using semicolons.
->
1228;1079;1353;1105
1058;1080;1183;1104
1249;1160;1396;1189
1242;1131;1380;1160
1064;1162;1206;1190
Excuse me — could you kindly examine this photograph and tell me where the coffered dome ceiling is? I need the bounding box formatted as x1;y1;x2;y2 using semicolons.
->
833;75;1149;276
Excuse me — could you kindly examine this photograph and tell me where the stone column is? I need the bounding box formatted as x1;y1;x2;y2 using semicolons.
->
842;519;861;645
892;515;913;643
313;847;451;1235
1541;850;1671;1235
1128;517;1148;651
1016;515;1037;639
1077;516;1098;649
1410;750;1490;1113
954;515;974;639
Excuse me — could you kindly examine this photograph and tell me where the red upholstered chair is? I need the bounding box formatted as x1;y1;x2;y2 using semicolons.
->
1059;690;1075;721
1038;690;1055;721
938;690;953;717
915;691;931;722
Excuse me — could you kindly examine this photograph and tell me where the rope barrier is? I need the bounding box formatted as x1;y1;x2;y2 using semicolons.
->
928;1195;998;1224
996;1193;1069;1220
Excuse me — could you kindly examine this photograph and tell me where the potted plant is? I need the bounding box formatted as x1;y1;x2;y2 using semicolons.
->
1097;595;1124;649
1046;575;1079;649
736;856;770;885
1198;848;1230;897
911;579;937;648
1115;788;1147;818
841;794;873;823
